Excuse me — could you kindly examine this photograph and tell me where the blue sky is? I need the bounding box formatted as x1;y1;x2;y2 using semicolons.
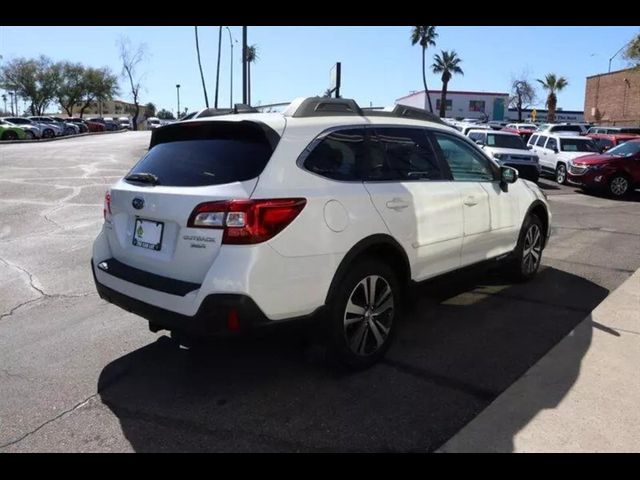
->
1;26;638;115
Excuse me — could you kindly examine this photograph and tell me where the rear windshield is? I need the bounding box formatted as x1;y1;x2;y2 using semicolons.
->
128;121;278;187
618;128;640;135
486;134;527;149
560;138;598;152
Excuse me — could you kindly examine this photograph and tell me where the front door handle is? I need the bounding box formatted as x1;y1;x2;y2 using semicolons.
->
463;196;479;206
386;198;409;211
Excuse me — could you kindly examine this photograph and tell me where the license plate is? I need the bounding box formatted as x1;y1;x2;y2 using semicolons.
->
132;218;164;251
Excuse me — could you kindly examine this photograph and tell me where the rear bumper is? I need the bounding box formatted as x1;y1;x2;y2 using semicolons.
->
92;259;323;336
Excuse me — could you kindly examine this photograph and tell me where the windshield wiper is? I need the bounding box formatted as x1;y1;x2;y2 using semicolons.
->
125;172;160;185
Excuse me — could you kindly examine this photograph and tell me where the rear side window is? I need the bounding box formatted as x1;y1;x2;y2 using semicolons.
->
370;128;444;181
303;129;367;181
129;121;277;187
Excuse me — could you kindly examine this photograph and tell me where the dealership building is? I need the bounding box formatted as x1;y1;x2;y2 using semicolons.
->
396;90;510;121
584;67;640;126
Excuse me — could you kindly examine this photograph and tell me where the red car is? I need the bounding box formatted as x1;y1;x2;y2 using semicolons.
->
502;124;537;143
567;139;640;197
84;120;106;132
586;133;639;152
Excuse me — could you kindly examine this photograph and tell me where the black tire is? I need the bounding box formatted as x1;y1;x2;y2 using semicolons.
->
43;129;54;139
555;163;567;185
2;130;18;141
325;259;400;370
608;173;631;198
25;130;35;140
504;214;545;283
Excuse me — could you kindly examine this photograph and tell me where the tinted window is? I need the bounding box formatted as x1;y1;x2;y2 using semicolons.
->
304;129;366;181
370;128;444;181
433;133;495;182
546;138;557;150
486;134;527;149
619;128;640;135
529;134;539;145
599;139;614;149
536;135;547;147
560;138;598;152
128;121;276;187
552;125;582;133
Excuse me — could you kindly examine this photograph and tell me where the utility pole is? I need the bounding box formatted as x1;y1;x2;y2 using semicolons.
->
176;84;181;118
242;26;247;105
225;27;235;108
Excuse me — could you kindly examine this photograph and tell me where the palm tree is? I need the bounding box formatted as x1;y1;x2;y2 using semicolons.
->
536;74;568;123
214;26;222;108
245;44;259;106
410;26;438;113
431;50;463;118
194;26;209;108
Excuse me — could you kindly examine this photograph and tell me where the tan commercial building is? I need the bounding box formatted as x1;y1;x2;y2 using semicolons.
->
71;99;138;117
584;67;640;126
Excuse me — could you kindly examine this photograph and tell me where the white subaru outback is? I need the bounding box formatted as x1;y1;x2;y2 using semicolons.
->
92;97;551;369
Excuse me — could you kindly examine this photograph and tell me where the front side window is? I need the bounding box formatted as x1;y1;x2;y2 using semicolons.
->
303;128;367;181
529;134;539;145
536;135;547;147
545;138;557;151
370;128;444;181
468;132;486;143
432;132;496;182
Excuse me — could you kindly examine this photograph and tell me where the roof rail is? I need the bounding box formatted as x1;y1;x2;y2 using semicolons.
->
362;105;447;125
289;97;363;117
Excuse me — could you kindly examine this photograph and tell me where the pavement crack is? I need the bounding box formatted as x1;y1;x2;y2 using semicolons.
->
0;256;47;297
0;297;46;321
0;393;99;450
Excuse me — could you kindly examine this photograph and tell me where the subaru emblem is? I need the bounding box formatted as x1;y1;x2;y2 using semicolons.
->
132;197;144;210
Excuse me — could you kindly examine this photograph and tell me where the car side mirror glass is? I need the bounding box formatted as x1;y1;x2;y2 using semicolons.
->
552;147;558;153
501;166;518;184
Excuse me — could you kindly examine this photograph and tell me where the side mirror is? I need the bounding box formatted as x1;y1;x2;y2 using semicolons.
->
500;166;518;191
527;145;533;150
552;147;558;153
475;139;484;146
602;145;611;152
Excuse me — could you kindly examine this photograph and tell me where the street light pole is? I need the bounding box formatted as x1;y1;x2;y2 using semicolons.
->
8;92;14;115
242;26;247;105
225;26;235;108
609;40;631;73
176;84;181;118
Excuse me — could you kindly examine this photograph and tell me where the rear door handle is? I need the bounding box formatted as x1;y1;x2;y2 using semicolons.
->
463;196;479;206
386;198;409;211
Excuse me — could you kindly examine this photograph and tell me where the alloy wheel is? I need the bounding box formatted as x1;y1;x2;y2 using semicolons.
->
610;177;629;197
556;165;566;184
343;275;394;356
522;224;542;275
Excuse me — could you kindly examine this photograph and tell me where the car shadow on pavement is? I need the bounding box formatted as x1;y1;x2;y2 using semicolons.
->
97;265;606;452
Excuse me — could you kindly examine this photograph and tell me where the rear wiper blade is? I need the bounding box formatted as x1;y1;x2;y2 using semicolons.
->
125;172;160;185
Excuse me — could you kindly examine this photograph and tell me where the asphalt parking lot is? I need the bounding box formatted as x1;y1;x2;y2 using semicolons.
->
1;131;639;452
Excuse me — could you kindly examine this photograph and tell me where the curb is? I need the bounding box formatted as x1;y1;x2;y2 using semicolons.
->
0;129;131;145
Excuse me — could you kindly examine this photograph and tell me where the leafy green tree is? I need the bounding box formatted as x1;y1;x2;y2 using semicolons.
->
77;67;119;118
0;56;62;115
56;62;86;116
156;108;175;120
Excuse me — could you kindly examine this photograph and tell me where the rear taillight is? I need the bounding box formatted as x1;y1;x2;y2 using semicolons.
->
187;198;306;245
103;190;111;219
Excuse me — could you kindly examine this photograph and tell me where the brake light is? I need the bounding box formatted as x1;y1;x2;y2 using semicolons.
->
187;198;306;244
103;190;112;219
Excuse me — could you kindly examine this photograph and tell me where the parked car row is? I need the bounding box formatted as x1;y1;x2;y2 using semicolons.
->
0;115;135;141
448;119;639;194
